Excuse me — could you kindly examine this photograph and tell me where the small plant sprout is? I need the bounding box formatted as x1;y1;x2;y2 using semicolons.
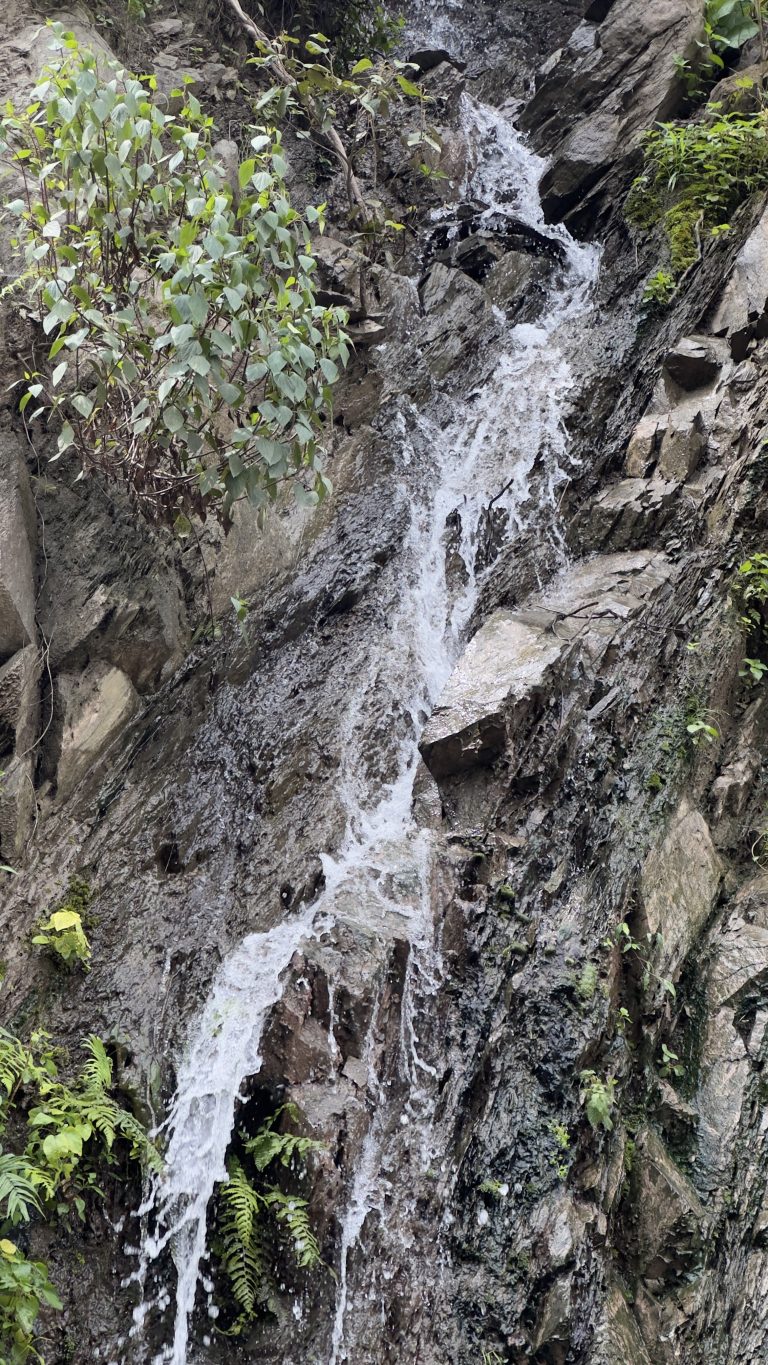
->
659;1043;685;1078
231;595;250;638
740;657;768;684
684;696;719;746
579;1071;617;1131
32;909;91;969
605;921;677;1000
643;269;677;306
686;717;720;744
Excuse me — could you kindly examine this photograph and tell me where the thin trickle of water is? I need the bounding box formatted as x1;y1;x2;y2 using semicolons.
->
132;91;599;1365
130;906;317;1363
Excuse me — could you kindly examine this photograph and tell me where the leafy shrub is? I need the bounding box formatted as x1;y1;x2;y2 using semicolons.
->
674;1;762;99
627;109;768;287
213;1105;324;1331
733;552;768;634
249;29;431;225
0;26;349;529
0;1237;62;1365
740;655;768;683
707;0;761;52
0;1029;159;1360
288;0;404;69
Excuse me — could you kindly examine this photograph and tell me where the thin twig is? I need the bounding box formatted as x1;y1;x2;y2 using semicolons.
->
220;0;368;213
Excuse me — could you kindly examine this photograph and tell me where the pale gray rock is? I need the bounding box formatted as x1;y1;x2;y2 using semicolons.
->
639;796;722;985
50;663;140;802
0;445;36;663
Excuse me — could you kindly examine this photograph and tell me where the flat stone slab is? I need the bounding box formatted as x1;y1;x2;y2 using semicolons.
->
419;610;568;778
421;552;675;781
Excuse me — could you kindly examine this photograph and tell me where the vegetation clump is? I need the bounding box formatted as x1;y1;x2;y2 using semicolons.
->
213;1105;325;1333
579;1070;617;1131
0;1029;159;1361
32;878;93;969
674;0;763;96
732;552;768;634
627;108;768;299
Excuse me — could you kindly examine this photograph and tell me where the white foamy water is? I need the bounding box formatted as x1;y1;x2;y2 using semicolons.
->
131;93;599;1364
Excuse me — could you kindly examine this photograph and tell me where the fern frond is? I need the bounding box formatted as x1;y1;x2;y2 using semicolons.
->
0;1030;36;1102
113;1107;163;1174
0;1154;44;1224
80;1037;112;1091
243;1113;325;1172
264;1187;322;1269
216;1159;270;1326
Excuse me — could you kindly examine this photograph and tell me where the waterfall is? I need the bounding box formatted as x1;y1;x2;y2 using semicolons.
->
130;87;599;1364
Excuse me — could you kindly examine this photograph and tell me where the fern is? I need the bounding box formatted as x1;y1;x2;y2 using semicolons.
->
0;1031;40;1102
0;1155;44;1225
243;1107;325;1173
214;1108;326;1330
80;1036;112;1090
264;1187;322;1268
217;1159;270;1328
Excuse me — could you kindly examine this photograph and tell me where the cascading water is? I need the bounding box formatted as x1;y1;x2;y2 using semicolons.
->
130;85;599;1365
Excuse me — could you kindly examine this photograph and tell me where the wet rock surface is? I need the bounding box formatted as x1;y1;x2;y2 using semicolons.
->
2;0;768;1362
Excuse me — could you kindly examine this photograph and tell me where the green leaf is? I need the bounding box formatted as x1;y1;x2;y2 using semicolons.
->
170;323;195;347
395;74;421;97
218;381;242;405
350;57;374;75
71;394;94;419
238;157;256;189
163;406;184;432
58;422;74;453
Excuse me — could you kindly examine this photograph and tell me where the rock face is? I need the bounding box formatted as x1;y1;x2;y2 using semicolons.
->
639;796;723;982
2;0;768;1363
520;0;704;224
709;205;768;356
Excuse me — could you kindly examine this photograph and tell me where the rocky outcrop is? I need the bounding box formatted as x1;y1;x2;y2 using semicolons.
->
521;0;704;225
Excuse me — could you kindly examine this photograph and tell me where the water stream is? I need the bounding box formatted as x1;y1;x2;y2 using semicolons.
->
131;87;599;1365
